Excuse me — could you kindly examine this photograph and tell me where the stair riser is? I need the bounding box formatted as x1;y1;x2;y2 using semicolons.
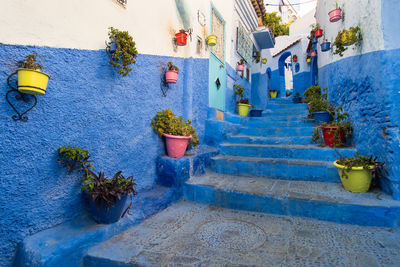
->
240;127;314;137
183;184;400;227
227;136;312;145
249;116;307;122
245;121;313;128
264;109;308;115
210;158;340;183
220;146;355;161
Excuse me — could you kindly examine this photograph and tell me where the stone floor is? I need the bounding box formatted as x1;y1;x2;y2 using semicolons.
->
86;201;400;267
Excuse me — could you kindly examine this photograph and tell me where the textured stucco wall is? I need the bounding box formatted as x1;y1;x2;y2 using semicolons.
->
0;44;208;266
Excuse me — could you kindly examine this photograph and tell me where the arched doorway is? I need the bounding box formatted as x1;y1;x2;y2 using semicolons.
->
278;51;293;98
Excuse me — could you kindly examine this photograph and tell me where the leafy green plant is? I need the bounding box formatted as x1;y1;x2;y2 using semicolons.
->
312;106;353;146
237;58;246;65
304;85;321;102
107;27;138;77
167;61;179;73
253;51;261;63
151;109;200;150
262;12;289;37
335;152;385;180
333;26;362;56
311;23;321;32
294;92;301;98
233;79;251;105
83;169;137;210
58;146;94;179
21;53;43;70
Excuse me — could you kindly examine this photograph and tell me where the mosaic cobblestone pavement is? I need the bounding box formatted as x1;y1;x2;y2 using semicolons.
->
87;201;400;267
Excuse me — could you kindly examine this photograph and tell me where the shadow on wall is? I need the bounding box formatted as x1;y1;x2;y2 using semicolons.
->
175;0;191;29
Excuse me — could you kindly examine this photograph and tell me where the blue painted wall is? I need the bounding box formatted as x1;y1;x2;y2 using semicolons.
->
251;72;268;109
319;48;400;199
0;44;209;266
225;63;251;114
293;71;311;96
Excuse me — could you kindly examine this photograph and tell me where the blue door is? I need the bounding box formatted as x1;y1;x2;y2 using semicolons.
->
209;7;226;111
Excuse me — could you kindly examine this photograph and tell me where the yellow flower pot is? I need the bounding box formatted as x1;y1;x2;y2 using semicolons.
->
334;161;374;193
17;68;50;95
261;58;267;64
237;103;251;117
306;58;311;63
270;91;278;98
207;35;217;46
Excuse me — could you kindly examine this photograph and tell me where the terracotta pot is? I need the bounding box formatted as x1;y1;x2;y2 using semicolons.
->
322;126;345;148
163;133;192;158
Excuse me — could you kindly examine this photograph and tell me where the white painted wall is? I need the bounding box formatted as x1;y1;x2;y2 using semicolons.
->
315;0;383;67
289;9;315;36
0;0;256;65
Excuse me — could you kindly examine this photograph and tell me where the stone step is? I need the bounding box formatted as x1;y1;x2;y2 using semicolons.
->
220;143;356;161
227;135;313;145
183;173;400;227
244;120;313;128
248;115;307;122
267;103;307;109
269;98;293;104
239;126;315;137
210;155;339;183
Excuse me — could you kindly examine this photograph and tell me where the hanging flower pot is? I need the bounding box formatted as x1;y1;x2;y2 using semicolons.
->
321;126;346;148
261;58;267;64
237;64;244;71
109;39;117;53
292;55;298;62
165;61;179;83
321;42;331;52
329;8;342;23
306;57;311;63
207;35;217;46
315;29;323;38
311;51;317;57
163;133;192;158
17;53;50;95
175;31;188;46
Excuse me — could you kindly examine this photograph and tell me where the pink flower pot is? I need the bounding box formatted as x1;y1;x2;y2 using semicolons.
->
237;64;244;71
329;8;342;22
165;70;178;83
311;51;317;57
163;133;192;158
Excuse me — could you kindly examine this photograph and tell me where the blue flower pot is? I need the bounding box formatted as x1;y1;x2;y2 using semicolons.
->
312;38;318;44
109;41;117;53
312;111;333;125
321;42;331;52
88;194;129;224
293;96;302;104
250;109;263;117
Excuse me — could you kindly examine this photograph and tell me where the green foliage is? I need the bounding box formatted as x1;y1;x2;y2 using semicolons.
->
294;92;301;98
311;23;321;32
253;51;261;63
21;53;43;70
167;61;179;73
233;79;251;105
333;26;362;57
82;170;137;209
58;146;94;179
308;88;333;113
237;58;246;65
107;27;138;77
336;152;385;180
304;85;321;101
262;12;289;37
151;109;200;150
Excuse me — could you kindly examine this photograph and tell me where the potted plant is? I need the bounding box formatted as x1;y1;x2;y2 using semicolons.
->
175;29;188;46
292;92;302;103
269;89;278;98
292;55;298;62
58;146;137;224
329;2;342;22
234;80;252;116
312;23;323;38
107;27;138;77
334;152;385;193
165;61;179;83
321;38;331;52
308;88;334;124
151;109;199;158
286;91;292;97
333;26;362;56
237;58;245;71
207;34;217;46
253;51;261;63
16;53;50;95
261;58;267;64
306;56;311;63
304;85;321;102
312;107;353;147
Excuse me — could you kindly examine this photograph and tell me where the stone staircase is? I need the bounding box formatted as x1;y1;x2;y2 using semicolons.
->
184;99;400;228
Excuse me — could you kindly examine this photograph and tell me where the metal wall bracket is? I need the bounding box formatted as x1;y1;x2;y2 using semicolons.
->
160;68;170;97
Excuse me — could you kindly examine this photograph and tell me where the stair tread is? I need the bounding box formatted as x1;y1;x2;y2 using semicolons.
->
220;143;355;151
230;135;312;139
187;172;400;207
212;155;333;166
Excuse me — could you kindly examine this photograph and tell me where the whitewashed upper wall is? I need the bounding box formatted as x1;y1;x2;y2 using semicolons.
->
315;0;383;67
0;0;243;63
289;9;315;36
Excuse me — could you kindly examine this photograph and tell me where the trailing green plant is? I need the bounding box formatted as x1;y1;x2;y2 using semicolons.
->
83;169;137;211
335;152;385;180
253;51;261;63
107;27;138;77
233;79;251;105
237;58;246;65
312;106;353;146
304;85;321;102
333;26;362;57
167;61;179;73
151;109;200;150
262;12;289;37
58;146;94;179
311;23;321;32
294;92;301;98
21;53;43;70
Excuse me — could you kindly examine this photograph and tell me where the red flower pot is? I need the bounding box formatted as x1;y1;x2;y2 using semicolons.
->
311;51;317;57
163;133;192;158
293;57;297;62
165;70;178;83
237;64;244;71
175;32;187;46
315;29;323;38
329;8;342;22
322;126;345;148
